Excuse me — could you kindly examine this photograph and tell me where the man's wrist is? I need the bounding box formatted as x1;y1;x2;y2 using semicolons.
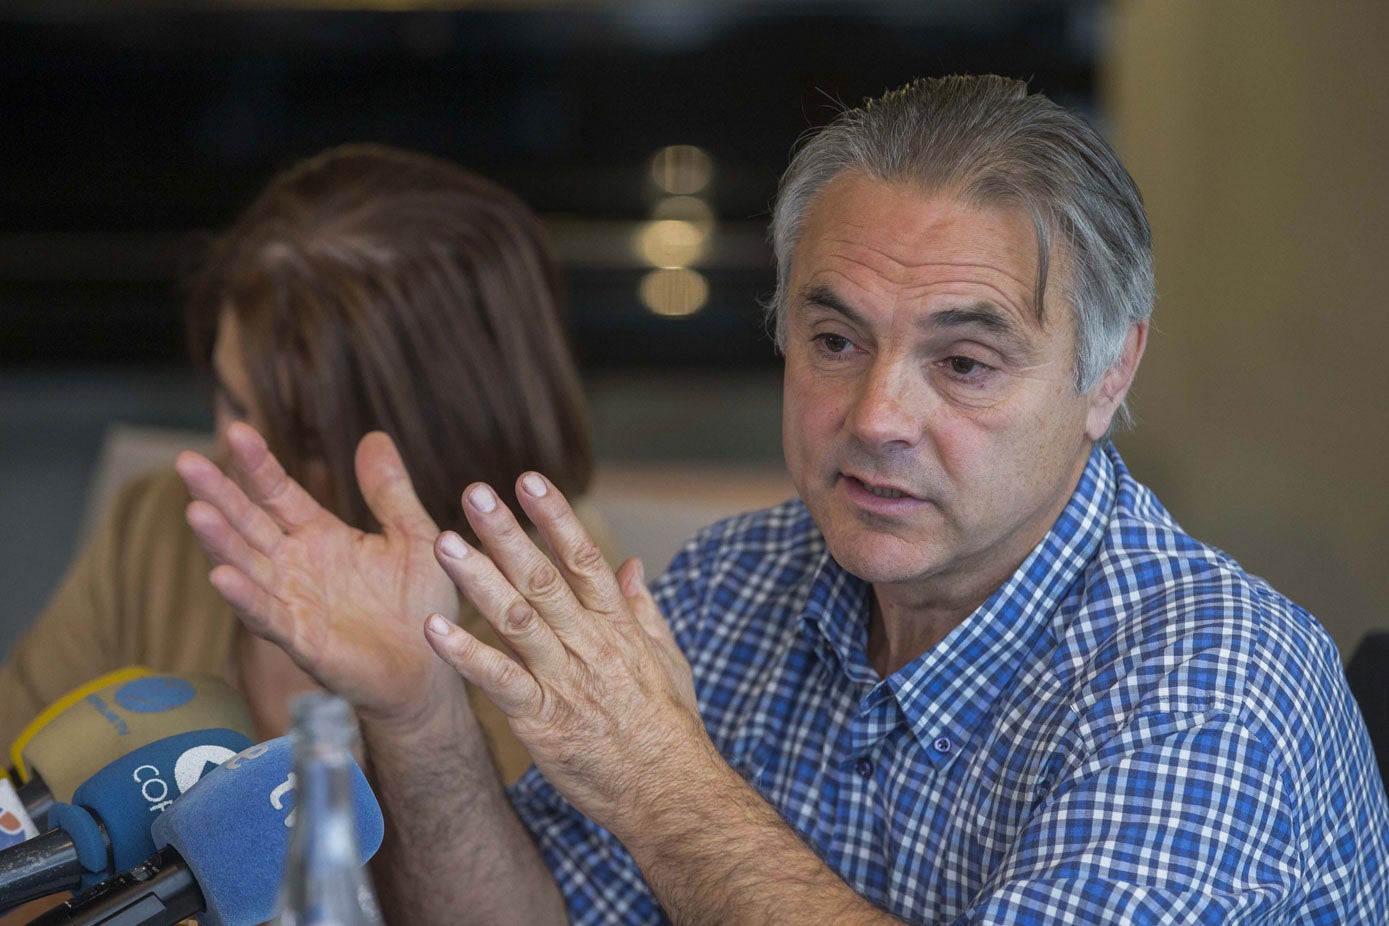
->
610;724;752;858
357;668;477;752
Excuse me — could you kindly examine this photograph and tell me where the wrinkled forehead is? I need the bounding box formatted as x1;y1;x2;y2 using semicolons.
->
790;173;1074;330
951;184;1072;326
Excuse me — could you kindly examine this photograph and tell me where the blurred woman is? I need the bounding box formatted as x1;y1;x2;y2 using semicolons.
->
0;144;599;783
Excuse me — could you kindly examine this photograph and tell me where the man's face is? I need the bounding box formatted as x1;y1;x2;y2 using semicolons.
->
782;172;1115;610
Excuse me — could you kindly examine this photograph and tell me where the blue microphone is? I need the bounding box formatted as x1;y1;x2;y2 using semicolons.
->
33;736;383;926
0;728;251;911
70;728;251;885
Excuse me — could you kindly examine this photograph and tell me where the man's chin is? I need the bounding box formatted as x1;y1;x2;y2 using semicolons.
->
822;532;942;587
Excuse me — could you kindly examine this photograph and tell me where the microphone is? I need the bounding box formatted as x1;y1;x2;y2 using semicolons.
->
23;846;200;926
0;804;99;912
0;728;253;910
0;777;38;851
8;669;153;783
33;736;384;926
12;672;255;825
15;775;55;834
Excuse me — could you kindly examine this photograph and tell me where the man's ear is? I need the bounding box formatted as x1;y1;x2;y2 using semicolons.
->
1085;321;1149;441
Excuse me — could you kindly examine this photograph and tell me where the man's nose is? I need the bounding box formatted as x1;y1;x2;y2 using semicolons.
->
847;361;925;449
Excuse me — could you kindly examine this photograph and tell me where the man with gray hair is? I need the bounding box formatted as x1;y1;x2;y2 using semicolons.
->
179;75;1388;923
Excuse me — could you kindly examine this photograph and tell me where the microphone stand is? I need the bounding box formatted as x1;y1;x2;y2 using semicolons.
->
0;829;83;913
27;848;204;926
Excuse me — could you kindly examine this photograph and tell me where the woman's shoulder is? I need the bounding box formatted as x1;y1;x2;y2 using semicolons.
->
88;465;238;672
103;465;194;534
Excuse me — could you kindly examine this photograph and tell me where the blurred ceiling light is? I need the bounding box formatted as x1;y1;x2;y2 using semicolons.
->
639;268;709;318
652;195;716;235
650;144;712;196
636;219;706;268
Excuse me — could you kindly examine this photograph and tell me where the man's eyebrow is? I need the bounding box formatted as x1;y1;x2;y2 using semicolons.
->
928;303;1019;337
797;282;867;327
798;284;1027;348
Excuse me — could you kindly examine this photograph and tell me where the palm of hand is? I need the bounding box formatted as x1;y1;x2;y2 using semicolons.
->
269;510;457;716
179;425;461;725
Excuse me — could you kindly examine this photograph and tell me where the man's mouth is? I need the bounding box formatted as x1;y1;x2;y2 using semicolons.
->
844;475;920;501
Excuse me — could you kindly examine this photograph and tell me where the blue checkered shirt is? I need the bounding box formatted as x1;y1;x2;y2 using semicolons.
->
509;443;1389;923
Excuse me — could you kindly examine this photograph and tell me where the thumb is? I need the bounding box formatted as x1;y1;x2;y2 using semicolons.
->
355;431;438;539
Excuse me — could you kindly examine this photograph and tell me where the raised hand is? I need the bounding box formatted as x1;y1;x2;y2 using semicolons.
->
422;471;715;837
176;422;459;725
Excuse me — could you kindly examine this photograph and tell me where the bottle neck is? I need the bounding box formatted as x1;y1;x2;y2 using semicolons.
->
276;694;383;926
290;749;359;869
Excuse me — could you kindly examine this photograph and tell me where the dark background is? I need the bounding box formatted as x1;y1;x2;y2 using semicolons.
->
0;1;1098;370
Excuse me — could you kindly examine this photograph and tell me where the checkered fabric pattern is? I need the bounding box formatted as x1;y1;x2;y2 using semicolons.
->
508;443;1389;924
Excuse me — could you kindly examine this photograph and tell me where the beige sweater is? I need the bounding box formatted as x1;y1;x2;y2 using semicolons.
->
0;466;542;785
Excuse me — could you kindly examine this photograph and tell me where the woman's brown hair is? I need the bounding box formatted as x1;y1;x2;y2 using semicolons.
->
186;144;593;534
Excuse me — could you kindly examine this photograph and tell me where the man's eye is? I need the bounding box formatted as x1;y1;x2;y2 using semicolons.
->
814;333;853;355
946;356;988;376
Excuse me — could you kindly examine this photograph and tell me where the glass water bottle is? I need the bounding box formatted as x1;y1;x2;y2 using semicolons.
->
275;693;385;926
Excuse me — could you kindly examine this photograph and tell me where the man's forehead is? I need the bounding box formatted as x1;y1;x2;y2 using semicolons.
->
790;176;1066;330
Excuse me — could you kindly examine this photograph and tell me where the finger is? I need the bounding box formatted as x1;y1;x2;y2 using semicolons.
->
176;449;290;557
223;422;326;533
512;472;626;616
434;530;570;677
355;431;438;540
185;499;280;591
207;564;294;649
424;613;542;718
461;483;591;639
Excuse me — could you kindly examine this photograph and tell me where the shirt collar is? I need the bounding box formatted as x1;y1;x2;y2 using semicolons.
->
799;547;877;687
800;442;1117;768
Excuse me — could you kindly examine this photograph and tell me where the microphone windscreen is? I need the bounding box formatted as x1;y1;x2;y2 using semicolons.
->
0;778;39;850
151;737;384;926
47;802;106;874
22;674;255;802
8;667;152;781
70;728;253;885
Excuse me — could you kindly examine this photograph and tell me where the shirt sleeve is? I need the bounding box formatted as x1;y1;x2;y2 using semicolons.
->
0;474;142;749
0;467;238;750
956;706;1301;924
507;765;669;925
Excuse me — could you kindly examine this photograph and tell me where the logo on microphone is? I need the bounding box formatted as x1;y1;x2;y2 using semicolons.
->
270;772;298;828
1;779;36;849
114;677;197;713
173;743;241;795
0;812;26;849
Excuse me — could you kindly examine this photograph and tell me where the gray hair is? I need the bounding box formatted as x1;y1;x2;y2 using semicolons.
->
768;75;1154;428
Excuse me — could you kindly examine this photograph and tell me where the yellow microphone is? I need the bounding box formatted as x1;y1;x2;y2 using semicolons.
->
9;670;255;827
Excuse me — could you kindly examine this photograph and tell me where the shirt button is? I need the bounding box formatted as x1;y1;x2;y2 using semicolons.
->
933;736;953;754
854;757;874;778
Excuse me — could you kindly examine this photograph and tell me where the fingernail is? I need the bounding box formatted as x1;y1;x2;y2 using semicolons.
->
426;613;453;636
469;484;497;513
521;473;548;498
635;558;645;585
439;532;468;559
